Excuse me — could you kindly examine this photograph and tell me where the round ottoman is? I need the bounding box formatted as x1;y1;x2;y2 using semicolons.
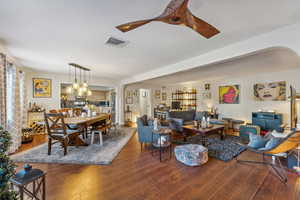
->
174;144;208;166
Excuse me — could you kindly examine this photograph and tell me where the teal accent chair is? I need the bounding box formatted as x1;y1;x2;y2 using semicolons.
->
137;117;167;151
239;125;261;141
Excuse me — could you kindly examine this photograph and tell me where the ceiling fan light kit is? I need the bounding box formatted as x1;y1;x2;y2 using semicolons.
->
116;0;220;39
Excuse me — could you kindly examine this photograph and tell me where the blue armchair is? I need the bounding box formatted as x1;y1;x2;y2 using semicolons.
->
137;117;166;151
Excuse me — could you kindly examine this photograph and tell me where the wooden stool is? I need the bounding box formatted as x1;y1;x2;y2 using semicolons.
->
91;126;106;146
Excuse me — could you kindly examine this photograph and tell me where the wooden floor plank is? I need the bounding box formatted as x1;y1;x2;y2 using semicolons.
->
13;134;300;200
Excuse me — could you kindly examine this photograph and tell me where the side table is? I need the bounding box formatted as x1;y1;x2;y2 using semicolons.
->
151;128;172;162
10;164;46;200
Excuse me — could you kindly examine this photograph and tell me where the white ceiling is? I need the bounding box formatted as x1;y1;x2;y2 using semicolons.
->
0;0;300;81
130;47;300;86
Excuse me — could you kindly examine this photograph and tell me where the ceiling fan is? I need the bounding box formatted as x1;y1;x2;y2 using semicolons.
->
116;0;220;39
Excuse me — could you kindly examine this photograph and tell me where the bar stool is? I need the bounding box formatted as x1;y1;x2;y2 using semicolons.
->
91;126;106;146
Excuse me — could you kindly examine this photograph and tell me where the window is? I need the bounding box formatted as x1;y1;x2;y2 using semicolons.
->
6;63;16;126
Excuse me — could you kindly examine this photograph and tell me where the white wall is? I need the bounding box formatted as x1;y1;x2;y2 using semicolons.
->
24;68;118;111
144;68;300;125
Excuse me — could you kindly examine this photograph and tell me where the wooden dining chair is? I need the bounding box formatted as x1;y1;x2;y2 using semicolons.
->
73;108;82;117
49;109;58;114
58;108;71;116
44;113;81;156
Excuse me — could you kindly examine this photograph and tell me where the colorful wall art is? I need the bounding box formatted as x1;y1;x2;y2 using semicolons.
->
219;85;240;104
254;81;286;101
33;78;52;98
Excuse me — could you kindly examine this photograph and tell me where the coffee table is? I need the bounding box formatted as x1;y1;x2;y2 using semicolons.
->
183;124;225;145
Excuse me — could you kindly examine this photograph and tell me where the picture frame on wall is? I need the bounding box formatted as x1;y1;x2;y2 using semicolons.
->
155;90;161;99
133;89;138;97
126;90;132;97
33;78;52;98
126;96;133;104
253;81;286;101
203;92;211;99
205;83;210;90
219;85;240;104
162;92;167;101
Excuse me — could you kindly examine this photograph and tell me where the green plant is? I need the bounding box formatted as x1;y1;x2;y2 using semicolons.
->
0;126;17;200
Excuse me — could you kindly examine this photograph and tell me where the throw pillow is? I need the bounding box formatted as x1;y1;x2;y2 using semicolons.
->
195;112;204;121
259;137;282;151
263;131;273;140
148;119;154;126
248;132;268;149
140;115;148;126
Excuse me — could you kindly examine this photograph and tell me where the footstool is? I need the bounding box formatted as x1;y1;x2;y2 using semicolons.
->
174;144;208;166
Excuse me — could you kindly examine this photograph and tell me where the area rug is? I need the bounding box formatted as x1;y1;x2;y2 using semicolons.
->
187;135;247;162
11;127;136;165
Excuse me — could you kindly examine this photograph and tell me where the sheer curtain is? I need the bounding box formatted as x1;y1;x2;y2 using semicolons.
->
6;62;23;153
0;53;7;128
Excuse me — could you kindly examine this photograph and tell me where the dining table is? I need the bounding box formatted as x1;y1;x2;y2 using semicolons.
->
64;113;111;146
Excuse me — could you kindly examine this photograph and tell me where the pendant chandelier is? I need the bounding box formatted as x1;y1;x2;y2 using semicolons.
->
67;63;92;97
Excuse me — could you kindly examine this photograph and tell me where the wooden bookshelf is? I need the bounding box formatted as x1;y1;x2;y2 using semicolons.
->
172;89;197;110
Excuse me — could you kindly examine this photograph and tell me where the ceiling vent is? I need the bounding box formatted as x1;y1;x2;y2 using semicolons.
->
105;37;128;47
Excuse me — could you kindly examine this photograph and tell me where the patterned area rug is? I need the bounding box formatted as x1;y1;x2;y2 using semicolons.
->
11;127;136;165
187;135;247;162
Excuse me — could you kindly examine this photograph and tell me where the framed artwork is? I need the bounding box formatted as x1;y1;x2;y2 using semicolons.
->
126;96;133;104
126;90;132;97
219;85;240;104
203;92;211;99
33;78;52;98
155;90;161;99
162;92;167;101
254;81;286;101
205;83;210;90
133;89;138;97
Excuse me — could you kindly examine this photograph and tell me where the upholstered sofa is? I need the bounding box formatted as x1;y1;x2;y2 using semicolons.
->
167;111;227;138
167;110;197;125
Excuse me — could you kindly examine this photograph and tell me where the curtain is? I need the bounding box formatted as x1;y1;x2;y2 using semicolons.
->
0;53;7;128
6;62;22;153
19;70;27;128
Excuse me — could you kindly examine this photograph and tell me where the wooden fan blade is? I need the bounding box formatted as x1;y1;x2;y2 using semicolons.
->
116;19;154;32
160;0;189;17
184;10;220;39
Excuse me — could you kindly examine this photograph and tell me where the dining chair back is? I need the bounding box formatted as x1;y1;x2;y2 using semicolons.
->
73;108;82;117
44;113;79;155
49;109;58;113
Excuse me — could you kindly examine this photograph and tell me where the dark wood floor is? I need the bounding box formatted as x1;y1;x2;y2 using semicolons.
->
15;133;300;200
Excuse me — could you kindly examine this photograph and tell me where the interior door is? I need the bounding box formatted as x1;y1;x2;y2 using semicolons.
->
139;89;152;117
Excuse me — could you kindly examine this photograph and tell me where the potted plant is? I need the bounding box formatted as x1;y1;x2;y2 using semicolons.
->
0;126;17;200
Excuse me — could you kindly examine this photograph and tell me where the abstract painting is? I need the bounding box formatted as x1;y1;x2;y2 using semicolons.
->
219;85;240;104
254;81;286;101
33;78;52;98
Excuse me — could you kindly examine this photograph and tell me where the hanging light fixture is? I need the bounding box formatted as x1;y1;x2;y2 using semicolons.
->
68;63;91;98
